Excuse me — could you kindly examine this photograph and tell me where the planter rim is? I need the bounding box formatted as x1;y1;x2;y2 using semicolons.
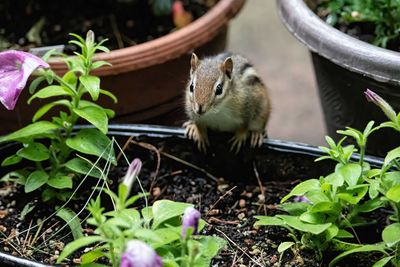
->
277;0;400;85
48;0;245;76
0;123;384;267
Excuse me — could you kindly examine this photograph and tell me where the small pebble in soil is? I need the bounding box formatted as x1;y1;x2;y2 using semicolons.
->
239;199;246;208
152;187;161;197
0;225;7;232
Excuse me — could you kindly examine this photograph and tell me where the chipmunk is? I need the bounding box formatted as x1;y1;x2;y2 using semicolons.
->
184;52;271;153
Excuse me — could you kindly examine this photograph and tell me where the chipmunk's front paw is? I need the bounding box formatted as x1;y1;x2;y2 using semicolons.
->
250;131;265;148
183;121;209;153
230;131;248;154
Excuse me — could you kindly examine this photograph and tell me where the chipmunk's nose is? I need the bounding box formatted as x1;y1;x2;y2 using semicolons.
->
197;105;204;115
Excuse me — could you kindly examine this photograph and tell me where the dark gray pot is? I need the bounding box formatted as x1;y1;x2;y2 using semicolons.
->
277;0;400;155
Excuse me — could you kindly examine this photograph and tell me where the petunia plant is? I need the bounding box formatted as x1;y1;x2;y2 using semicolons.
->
56;158;227;267
255;89;400;266
0;30;117;201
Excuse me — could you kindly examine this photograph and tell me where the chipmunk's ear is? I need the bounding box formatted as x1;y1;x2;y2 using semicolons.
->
221;57;233;79
191;53;199;73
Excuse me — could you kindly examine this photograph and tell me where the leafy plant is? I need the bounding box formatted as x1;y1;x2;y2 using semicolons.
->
57;159;226;267
255;89;400;266
0;30;117;201
316;0;400;48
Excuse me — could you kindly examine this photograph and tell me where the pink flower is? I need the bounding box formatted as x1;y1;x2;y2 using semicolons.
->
0;50;49;110
181;206;201;238
120;240;163;267
364;89;397;123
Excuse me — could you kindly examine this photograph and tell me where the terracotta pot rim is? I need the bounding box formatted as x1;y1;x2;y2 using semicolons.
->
49;0;245;75
277;0;400;85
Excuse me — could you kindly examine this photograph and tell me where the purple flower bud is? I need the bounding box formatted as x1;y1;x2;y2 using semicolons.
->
0;50;49;110
120;240;162;267
181;206;201;238
364;89;397;123
122;158;142;195
293;195;311;203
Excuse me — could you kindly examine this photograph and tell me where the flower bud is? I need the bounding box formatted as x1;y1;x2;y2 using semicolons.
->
293;195;311;203
122;158;142;196
181;206;201;238
364;89;397;123
86;30;95;45
120;240;162;267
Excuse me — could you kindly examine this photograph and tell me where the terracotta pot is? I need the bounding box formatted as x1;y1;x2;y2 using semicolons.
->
277;0;400;155
0;0;245;134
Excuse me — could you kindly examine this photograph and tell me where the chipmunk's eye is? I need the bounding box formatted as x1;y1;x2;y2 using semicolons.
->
215;83;223;96
190;83;194;93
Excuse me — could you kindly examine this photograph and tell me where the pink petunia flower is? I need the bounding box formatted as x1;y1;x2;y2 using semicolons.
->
0;50;49;110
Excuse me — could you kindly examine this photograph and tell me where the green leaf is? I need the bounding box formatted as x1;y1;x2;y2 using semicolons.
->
81;248;106;264
280;202;310;216
281;179;321;203
25;171;49;193
338;163;362;187
73;106;108;134
254;216;285;226
32;99;71;122
62;71;78;89
17;142;50;161
277;241;295;253
325;172;344;187
357;199;385;213
197;236;227;259
1;154;22;166
66;129;115;164
310;201;341;215
56;208;83;240
152;200;193;229
57;236;104;263
386;185;400;202
99;89;118;103
80;75;100;101
277;215;332;235
29;76;46;94
299;212;326;224
336;229;354;239
384;147;400;167
382;223;400;247
64;157;102;178
92;60;112;70
28;85;73;104
47;175;73;189
337;185;368;204
325;224;339;241
0;121;59;143
372;256;394;267
328;245;387;267
78;100;115;118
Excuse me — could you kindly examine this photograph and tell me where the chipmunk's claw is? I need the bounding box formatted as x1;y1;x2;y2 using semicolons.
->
250;131;265;148
184;121;209;153
230;131;248;154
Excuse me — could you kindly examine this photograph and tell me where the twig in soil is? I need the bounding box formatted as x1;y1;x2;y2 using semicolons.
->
129;139;219;183
208;217;240;225
214;228;265;267
206;186;237;216
109;14;124;49
253;162;267;216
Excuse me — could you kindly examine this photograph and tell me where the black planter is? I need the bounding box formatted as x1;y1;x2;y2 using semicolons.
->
0;124;384;267
277;0;400;156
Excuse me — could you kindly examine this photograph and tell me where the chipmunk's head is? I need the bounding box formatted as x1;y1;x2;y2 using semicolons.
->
187;53;233;116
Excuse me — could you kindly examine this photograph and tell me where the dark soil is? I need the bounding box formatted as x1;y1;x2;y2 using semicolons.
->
0;132;390;266
0;0;217;53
